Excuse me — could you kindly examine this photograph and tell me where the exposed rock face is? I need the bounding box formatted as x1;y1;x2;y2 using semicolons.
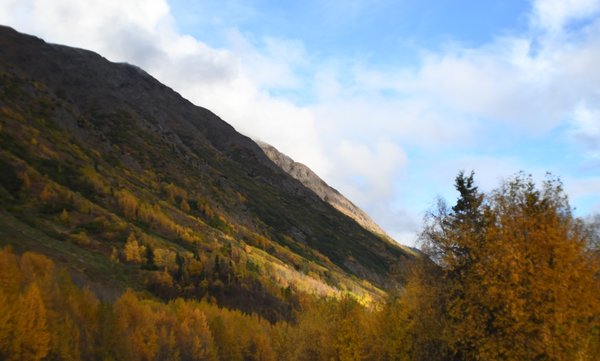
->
258;141;389;238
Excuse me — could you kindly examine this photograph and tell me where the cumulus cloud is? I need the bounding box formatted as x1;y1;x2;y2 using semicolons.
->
531;0;600;32
225;29;308;90
333;139;407;203
304;0;600;242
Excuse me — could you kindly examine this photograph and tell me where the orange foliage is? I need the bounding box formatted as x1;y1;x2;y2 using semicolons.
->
124;233;146;264
420;173;600;361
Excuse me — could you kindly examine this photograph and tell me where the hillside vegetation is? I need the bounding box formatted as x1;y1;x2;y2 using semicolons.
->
1;172;599;361
0;26;415;321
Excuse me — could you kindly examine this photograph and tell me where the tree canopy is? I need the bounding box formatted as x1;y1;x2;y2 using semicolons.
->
420;172;600;361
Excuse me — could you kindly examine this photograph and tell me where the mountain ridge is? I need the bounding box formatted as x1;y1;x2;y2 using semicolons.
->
0;25;415;318
257;141;399;242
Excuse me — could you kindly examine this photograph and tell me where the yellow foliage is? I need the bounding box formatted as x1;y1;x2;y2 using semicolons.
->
0;289;13;355
420;173;600;361
115;189;139;219
113;290;159;361
162;183;188;204
153;248;177;272
9;283;51;361
59;208;70;225
70;231;92;246
80;166;109;195
124;233;146;264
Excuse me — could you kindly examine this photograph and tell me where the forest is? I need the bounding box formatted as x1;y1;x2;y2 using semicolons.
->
1;172;599;361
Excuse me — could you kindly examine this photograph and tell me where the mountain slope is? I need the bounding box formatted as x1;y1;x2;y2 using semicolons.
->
0;26;415;317
258;141;389;237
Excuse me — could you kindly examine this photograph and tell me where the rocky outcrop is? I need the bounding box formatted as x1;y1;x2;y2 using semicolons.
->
258;141;389;238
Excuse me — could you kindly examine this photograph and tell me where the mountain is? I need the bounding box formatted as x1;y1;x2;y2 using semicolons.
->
257;142;418;256
0;26;415;319
257;141;394;240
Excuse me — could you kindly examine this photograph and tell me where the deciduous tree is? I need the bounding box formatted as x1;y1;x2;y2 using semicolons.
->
420;173;600;361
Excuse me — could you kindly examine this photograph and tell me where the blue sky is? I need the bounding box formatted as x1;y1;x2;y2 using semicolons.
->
170;1;530;58
2;0;600;245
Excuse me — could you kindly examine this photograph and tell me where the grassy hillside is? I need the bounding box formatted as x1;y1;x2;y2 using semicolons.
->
0;26;415;319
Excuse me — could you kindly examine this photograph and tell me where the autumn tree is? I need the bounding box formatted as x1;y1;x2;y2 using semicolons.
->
420;172;600;361
333;296;370;361
170;299;217;361
374;261;449;361
0;289;12;358
116;189;139;219
209;315;243;361
124;233;147;264
10;283;51;361
113;290;158;361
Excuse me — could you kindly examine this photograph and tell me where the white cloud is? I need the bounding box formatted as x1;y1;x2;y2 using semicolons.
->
532;0;600;32
570;103;600;159
225;29;308;90
299;3;600;243
403;35;598;134
563;176;600;215
334;139;407;202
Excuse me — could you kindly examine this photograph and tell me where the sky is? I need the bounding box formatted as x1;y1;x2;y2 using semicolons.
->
1;0;600;246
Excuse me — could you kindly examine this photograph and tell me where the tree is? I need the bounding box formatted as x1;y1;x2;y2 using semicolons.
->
116;190;139;219
171;299;217;361
422;171;484;269
420;173;600;361
333;296;368;361
10;283;51;361
59;208;70;225
374;261;450;361
124;233;146;264
113;290;158;361
0;289;13;358
180;199;191;213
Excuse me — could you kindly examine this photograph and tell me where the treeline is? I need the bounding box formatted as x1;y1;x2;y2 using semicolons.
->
0;246;411;361
1;173;599;361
